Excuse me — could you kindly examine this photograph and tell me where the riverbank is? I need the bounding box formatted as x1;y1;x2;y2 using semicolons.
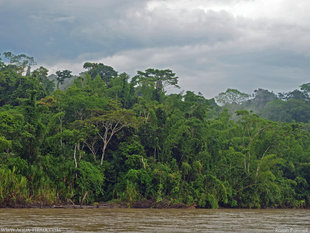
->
0;199;196;209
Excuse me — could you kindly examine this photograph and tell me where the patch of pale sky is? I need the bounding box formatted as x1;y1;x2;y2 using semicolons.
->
146;0;310;25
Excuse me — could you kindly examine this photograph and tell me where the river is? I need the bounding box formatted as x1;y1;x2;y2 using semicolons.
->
0;208;309;232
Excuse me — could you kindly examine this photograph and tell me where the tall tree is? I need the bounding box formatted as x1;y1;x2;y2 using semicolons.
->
32;66;55;94
86;107;138;165
56;70;73;89
3;52;36;75
300;83;310;101
136;69;180;92
134;68;180;102
216;88;250;105
83;62;117;85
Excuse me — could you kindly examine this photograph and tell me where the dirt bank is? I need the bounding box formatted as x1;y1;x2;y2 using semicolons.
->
0;199;196;209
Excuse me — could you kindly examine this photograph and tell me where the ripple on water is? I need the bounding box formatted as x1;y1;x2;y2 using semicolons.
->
0;208;309;233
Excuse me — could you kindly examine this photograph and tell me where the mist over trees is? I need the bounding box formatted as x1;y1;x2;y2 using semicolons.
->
0;52;309;208
216;85;310;123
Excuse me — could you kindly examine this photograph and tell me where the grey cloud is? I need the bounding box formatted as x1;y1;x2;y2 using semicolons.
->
0;0;148;61
102;34;310;98
0;0;309;98
1;0;242;61
114;8;239;46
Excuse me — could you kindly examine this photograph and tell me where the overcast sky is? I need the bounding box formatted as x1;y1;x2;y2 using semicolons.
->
1;0;310;98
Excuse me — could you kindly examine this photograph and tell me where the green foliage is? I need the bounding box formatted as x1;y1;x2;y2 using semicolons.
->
0;54;309;208
2;52;35;74
0;135;11;152
76;161;105;204
55;70;73;89
32;66;55;94
0;167;28;206
216;88;250;105
83;62;117;85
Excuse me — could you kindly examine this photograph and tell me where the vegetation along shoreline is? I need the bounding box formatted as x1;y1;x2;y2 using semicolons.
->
0;52;309;209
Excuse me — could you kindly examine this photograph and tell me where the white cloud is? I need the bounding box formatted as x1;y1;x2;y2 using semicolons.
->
147;0;310;25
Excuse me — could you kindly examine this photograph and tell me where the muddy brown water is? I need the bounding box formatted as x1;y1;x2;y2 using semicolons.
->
0;208;309;232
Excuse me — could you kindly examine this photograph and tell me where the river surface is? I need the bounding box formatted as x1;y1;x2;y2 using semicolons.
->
0;208;309;233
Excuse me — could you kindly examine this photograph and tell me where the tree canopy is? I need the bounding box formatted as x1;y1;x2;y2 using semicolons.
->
0;53;309;208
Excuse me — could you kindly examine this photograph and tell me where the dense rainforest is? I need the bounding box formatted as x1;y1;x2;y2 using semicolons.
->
0;52;309;208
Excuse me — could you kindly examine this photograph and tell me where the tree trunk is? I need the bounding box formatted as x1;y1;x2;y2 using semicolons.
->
73;144;78;169
100;143;107;166
255;145;271;180
84;140;97;161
